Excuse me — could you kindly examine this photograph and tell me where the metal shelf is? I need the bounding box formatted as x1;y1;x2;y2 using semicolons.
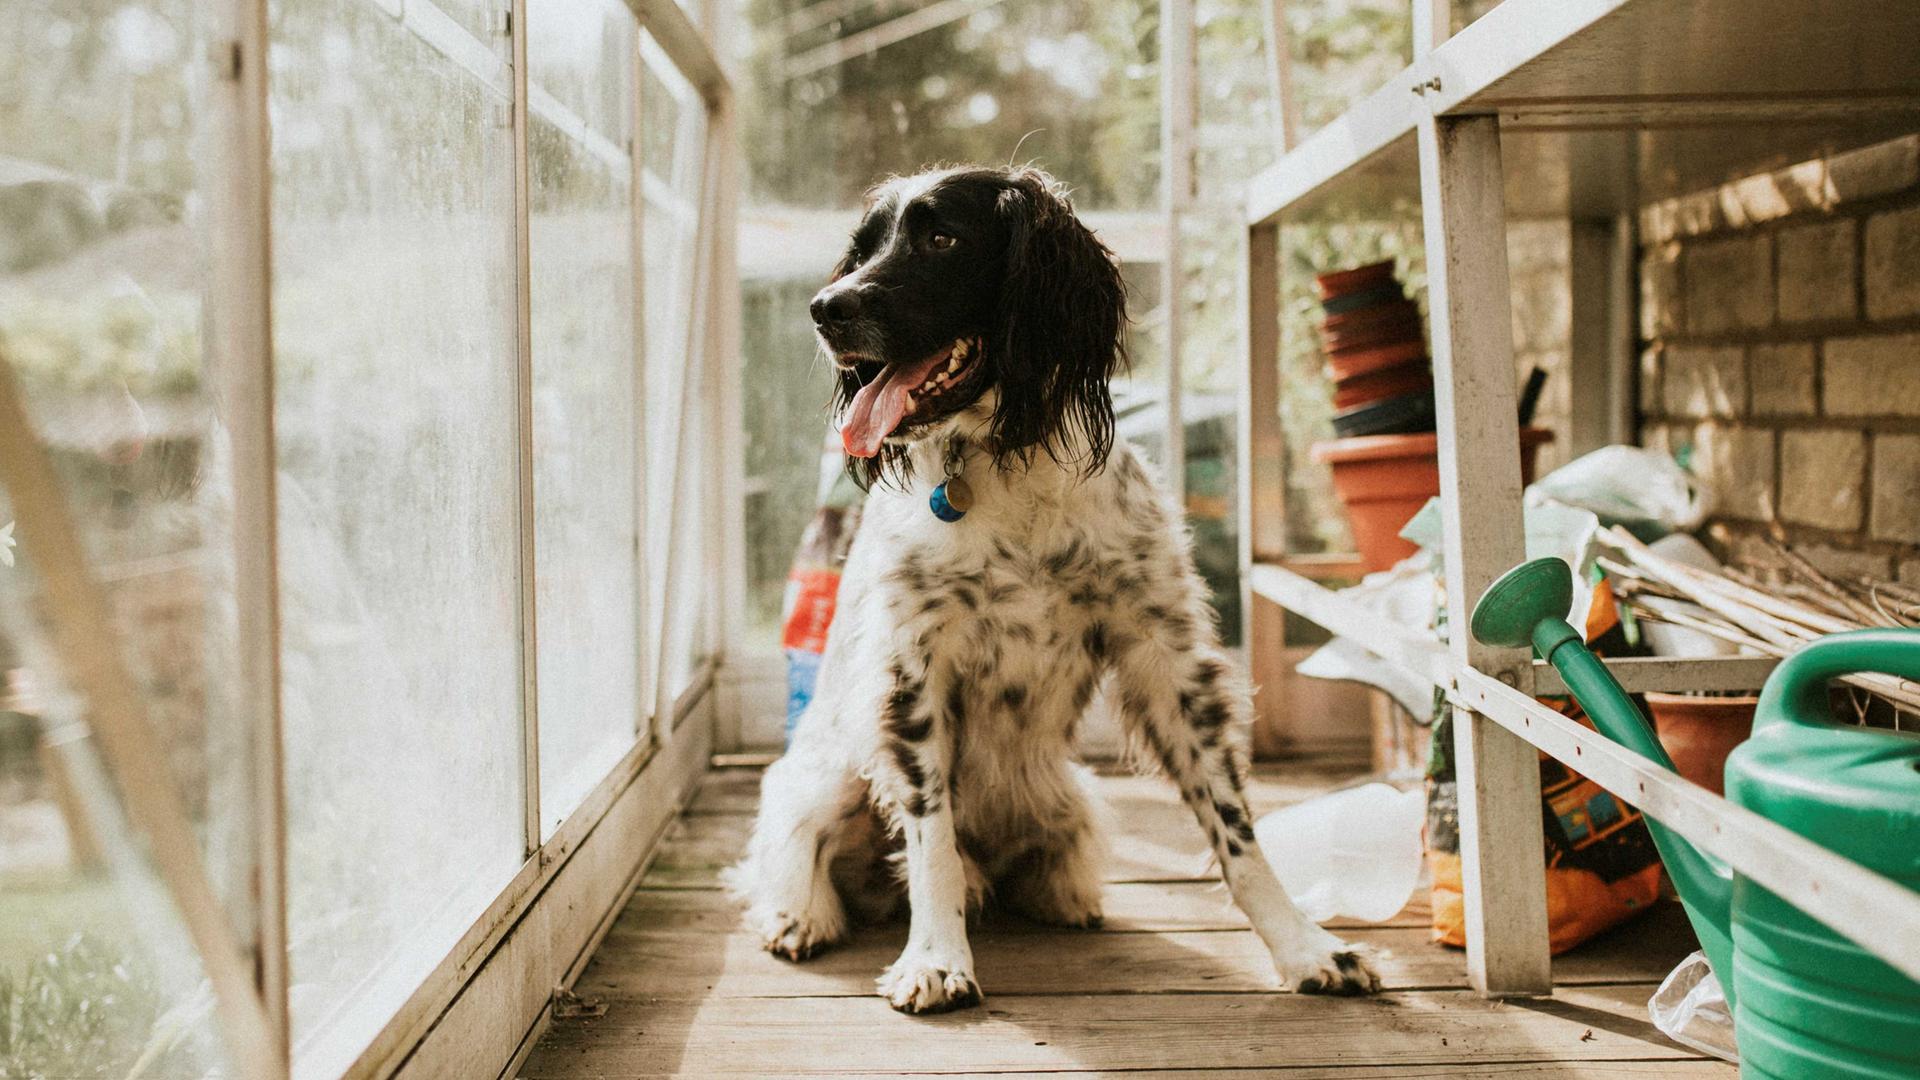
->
1246;0;1920;223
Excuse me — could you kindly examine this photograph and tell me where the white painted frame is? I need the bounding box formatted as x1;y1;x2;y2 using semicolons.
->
0;0;735;1076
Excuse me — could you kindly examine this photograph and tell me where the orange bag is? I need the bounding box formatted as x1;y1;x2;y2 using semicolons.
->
1425;579;1663;954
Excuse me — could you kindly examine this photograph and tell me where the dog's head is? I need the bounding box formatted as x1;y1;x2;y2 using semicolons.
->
811;165;1127;484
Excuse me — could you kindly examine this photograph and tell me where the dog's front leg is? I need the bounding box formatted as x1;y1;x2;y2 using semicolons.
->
873;661;980;1014
1113;632;1382;996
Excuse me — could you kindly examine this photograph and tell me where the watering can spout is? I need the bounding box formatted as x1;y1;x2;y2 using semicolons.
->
1469;558;1736;996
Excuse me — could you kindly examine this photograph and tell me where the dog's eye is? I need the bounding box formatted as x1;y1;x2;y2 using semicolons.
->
928;232;957;250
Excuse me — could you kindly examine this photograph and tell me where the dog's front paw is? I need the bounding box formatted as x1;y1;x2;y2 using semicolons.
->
751;910;838;962
1274;934;1382;996
877;959;983;1014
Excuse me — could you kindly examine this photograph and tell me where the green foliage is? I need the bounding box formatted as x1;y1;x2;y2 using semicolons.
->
740;0;1160;209
0;934;197;1079
0;295;201;399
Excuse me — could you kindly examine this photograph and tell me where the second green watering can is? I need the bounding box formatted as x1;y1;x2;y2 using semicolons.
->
1471;557;1920;1079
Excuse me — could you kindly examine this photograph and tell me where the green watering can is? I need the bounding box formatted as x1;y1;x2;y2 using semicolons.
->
1471;557;1920;1079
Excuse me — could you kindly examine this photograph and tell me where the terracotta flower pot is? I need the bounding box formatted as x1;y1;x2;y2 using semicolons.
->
1321;297;1421;332
1312;427;1554;571
1644;692;1757;796
1332;360;1433;410
1326;340;1427;382
1314;259;1397;300
1330;390;1435;438
1319;315;1425;354
1319;282;1403;315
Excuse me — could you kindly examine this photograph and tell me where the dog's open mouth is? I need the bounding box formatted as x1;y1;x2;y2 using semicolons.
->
841;337;982;458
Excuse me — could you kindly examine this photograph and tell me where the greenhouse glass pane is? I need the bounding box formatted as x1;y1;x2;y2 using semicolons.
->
528;0;641;837
640;39;710;703
268;0;525;1051
0;0;239;1072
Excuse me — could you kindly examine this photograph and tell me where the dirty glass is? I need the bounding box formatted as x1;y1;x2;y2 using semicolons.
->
641;37;711;701
0;0;239;1073
528;0;642;837
268;0;526;1052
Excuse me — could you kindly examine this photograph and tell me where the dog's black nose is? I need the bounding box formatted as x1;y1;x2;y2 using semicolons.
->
810;289;861;327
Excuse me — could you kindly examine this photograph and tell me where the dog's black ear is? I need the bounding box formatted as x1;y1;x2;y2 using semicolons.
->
987;169;1128;476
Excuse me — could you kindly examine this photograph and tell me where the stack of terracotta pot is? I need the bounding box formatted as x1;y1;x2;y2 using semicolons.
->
1309;259;1553;571
1315;259;1436;437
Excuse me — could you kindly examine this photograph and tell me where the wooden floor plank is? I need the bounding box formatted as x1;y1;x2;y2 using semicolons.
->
644;771;1392;889
524;764;1727;1079
521;1064;1731;1080
684;766;765;815
520;984;1714;1077
619;880;1431;933
579;900;1692;1001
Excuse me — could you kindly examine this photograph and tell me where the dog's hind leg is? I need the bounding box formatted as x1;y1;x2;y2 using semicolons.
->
728;747;863;961
999;766;1108;929
1111;629;1382;996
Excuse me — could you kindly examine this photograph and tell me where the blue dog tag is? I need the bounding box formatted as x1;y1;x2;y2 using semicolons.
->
929;476;972;522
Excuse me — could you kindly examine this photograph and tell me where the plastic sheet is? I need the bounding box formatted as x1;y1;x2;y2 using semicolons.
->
1648;950;1740;1064
1526;445;1710;535
1255;783;1426;923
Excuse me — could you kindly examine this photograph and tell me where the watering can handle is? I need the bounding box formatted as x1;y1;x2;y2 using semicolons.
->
1755;628;1920;736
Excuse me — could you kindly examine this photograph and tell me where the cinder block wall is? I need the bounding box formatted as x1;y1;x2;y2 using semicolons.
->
1636;135;1920;581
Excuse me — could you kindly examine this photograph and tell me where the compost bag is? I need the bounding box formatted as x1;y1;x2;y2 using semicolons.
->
1425;579;1664;953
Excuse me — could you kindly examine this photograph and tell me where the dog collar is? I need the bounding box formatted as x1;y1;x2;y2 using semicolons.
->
930;437;972;523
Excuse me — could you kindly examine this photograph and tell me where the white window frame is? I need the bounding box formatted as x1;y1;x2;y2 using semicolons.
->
0;0;738;1076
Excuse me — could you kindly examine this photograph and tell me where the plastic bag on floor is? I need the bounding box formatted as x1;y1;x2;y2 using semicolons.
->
1648;950;1739;1064
1255;783;1426;923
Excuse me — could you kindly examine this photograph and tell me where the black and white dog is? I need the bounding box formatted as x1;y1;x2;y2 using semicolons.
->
729;165;1381;1013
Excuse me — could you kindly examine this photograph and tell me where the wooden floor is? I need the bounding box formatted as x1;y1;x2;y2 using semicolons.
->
519;760;1732;1079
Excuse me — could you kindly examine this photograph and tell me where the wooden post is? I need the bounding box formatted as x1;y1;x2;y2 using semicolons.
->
1607;212;1638;447
1259;0;1301;149
508;0;546;855
1567;218;1613;458
1160;0;1193;500
1239;221;1290;749
1417;114;1553;997
1411;0;1448;56
206;0;289;1064
632;26;656;743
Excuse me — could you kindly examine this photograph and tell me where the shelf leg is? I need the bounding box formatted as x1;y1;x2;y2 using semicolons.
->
1417;113;1554;997
1240;220;1290;752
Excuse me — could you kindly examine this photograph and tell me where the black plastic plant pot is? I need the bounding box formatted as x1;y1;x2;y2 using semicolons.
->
1330;389;1437;438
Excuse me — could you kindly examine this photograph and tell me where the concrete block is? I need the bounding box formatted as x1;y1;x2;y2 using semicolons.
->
1824;332;1920;416
1748;342;1817;415
1690;423;1775;521
1685;234;1774;333
1663;345;1746;418
1865;204;1920;320
1776;219;1857;323
1870;433;1920;543
1779;429;1866;531
1640;242;1683;338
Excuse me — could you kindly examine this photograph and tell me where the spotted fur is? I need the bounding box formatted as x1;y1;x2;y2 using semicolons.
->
726;167;1379;1014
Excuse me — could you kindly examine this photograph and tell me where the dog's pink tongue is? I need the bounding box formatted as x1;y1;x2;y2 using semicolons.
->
841;366;913;459
841;349;950;458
